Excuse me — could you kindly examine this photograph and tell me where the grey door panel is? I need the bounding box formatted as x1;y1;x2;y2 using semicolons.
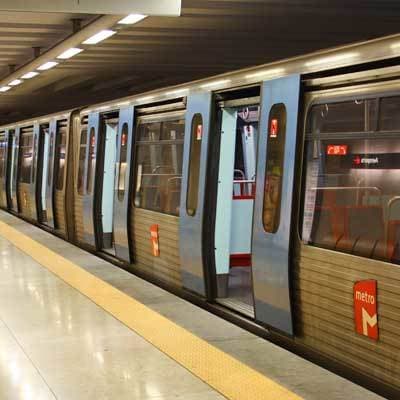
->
31;123;39;220
113;106;135;262
45;119;57;228
82;112;100;247
180;91;212;296
10;127;19;212
252;75;301;335
0;130;9;208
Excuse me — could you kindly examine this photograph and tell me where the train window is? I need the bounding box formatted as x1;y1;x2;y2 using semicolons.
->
86;127;96;195
18;129;33;184
138;121;161;141
186;113;203;216
117;123;128;201
55;126;67;191
77;128;87;195
161;120;185;140
134;117;185;216
301;100;400;265
263;104;287;233
306;99;376;134
379;96;400;131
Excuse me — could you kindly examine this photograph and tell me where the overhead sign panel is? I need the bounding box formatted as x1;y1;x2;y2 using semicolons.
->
0;0;181;15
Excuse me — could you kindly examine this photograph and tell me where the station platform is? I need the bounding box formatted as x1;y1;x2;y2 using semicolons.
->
0;210;385;400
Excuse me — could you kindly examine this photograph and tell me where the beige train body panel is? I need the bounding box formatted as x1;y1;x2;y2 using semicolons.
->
294;244;400;389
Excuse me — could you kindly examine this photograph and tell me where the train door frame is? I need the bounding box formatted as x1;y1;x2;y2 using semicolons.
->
36;121;52;225
93;111;120;254
204;90;260;317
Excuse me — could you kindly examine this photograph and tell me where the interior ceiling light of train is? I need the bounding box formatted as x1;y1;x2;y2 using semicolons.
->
1;0;400;124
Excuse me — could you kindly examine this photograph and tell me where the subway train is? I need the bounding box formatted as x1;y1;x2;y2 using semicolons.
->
1;33;400;398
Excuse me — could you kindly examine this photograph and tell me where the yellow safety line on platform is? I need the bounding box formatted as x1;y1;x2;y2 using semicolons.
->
0;220;303;400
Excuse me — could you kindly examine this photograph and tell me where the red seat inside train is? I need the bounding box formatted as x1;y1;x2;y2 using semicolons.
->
312;203;400;263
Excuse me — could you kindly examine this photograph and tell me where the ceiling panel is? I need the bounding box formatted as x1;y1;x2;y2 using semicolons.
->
1;0;400;123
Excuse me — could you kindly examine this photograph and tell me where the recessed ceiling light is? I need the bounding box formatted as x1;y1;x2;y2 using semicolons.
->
83;30;116;45
0;86;11;92
118;14;147;24
21;71;39;79
57;47;83;59
9;79;22;86
37;61;58;71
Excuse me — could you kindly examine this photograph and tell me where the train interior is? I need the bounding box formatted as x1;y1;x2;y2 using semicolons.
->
214;104;259;317
98;113;119;254
303;97;400;263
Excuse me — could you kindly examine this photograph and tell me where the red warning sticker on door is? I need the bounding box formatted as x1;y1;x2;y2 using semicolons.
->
150;224;160;257
354;280;378;340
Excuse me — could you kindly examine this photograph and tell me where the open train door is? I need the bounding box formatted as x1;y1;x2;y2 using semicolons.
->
252;75;301;335
110;106;134;262
7;127;19;212
180;91;213;296
81;112;100;247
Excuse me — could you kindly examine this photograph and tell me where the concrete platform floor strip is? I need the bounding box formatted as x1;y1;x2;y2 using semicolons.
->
0;219;302;400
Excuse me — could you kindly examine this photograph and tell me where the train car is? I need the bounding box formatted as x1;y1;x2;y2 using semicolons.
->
2;33;400;398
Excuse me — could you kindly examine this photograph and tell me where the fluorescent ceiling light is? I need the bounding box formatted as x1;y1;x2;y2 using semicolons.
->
83;30;116;45
245;68;285;79
9;79;22;86
37;61;58;71
118;14;147;25
21;71;39;79
305;52;359;67
0;86;11;92
57;47;83;59
200;79;231;89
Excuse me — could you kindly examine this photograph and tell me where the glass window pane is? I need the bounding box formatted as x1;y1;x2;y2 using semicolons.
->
263;104;286;233
86;127;96;194
161;120;185;140
117;123;128;201
302;108;400;265
18;129;33;184
134;119;184;216
77;128;87;195
307;100;375;134
138;122;161;141
186;114;203;216
379;96;400;131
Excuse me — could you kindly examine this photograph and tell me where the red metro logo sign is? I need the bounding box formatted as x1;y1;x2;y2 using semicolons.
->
354;280;378;340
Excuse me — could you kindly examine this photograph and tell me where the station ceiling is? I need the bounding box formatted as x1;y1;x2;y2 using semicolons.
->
1;0;400;124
